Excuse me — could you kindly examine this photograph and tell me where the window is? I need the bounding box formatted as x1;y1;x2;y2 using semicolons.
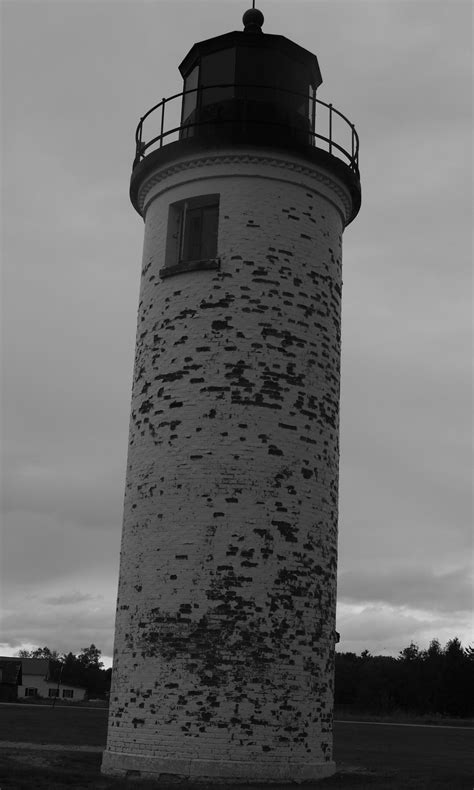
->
163;194;220;278
25;687;37;697
181;65;199;124
200;49;235;107
181;201;218;262
48;688;59;697
62;689;74;699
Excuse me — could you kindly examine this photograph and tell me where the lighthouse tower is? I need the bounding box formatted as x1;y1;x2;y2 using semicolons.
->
103;7;360;783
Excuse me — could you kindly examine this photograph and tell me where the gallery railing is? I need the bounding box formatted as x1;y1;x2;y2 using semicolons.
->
133;84;360;177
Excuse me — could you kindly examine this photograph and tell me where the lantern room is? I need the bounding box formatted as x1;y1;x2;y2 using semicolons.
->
178;8;322;148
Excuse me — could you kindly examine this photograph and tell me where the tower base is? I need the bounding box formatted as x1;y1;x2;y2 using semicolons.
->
101;751;336;783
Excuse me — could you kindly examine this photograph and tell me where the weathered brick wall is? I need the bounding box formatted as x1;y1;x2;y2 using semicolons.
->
103;150;353;782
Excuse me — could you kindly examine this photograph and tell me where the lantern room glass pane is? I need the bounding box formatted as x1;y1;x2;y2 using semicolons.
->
200;48;236;106
182;65;199;122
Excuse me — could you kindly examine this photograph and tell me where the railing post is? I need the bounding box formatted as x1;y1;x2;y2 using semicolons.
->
328;103;333;155
311;91;316;147
160;98;166;148
133;118;144;167
136;121;141;162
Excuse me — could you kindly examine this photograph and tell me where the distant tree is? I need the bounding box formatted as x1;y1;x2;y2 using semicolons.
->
397;641;430;712
336;637;473;719
445;637;464;658
355;655;398;713
398;642;421;662
441;638;472;717
425;638;442;659
16;646;60;660
334;652;361;706
77;644;104;669
422;638;444;713
59;652;83;687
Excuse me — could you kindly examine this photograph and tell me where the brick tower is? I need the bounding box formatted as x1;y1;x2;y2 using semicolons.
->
102;7;361;783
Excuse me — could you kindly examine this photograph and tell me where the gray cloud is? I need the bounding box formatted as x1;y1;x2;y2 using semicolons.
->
2;511;120;589
336;600;472;657
338;565;473;614
42;591;103;606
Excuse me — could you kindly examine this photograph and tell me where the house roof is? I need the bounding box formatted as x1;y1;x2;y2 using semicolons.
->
17;658;51;677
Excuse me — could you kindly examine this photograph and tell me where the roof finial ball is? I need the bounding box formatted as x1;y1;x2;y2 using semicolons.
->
243;7;264;33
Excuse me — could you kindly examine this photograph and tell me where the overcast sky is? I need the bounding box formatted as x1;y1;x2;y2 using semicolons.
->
1;0;472;667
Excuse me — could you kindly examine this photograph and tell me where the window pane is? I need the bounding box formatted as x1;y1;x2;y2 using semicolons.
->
200;204;218;259
182;208;203;261
182;65;199;122
200;49;235;106
180;202;218;262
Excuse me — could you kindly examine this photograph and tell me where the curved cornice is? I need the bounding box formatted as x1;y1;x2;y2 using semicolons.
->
131;143;361;226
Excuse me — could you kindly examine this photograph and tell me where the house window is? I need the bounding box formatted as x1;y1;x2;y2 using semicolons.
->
163;194;220;278
62;689;74;699
25;687;37;697
48;688;59;697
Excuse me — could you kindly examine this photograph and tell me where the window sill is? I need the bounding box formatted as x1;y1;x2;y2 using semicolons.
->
160;258;220;279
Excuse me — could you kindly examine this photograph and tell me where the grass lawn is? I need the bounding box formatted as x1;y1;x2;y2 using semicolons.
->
0;704;107;747
0;705;472;789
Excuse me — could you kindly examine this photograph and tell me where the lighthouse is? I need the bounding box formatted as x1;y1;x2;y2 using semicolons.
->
102;7;361;783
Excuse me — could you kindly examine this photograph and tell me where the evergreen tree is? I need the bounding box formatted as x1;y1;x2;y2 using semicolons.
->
335;637;473;718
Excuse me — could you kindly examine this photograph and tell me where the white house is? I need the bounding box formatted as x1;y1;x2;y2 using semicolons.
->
16;658;86;701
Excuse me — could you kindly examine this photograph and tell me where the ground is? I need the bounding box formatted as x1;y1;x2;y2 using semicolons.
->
0;704;472;789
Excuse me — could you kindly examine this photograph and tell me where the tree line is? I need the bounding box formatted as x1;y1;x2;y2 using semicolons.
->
19;637;473;716
335;638;473;718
